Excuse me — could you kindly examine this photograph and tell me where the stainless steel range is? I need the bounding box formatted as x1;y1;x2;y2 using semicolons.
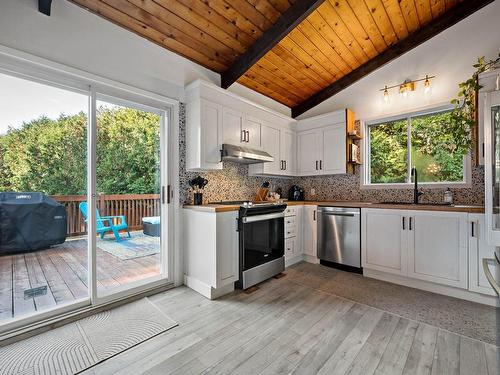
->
213;201;286;289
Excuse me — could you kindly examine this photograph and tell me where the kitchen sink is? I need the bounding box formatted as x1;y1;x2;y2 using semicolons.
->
379;201;453;206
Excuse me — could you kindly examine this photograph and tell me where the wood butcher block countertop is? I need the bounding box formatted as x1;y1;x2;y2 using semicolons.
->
183;200;484;213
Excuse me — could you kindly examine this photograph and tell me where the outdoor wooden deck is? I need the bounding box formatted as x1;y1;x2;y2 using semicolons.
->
0;232;160;321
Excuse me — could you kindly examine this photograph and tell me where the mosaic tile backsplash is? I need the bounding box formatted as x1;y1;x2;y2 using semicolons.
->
179;104;484;206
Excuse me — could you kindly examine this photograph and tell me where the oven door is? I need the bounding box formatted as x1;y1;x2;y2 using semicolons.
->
241;212;284;271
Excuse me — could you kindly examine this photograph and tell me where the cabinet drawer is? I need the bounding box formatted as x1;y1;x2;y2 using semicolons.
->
285;216;296;227
285;225;296;238
285;206;297;217
285;237;295;259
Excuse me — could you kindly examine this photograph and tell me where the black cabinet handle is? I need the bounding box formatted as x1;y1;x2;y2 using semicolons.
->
471;221;475;237
241;129;245;142
402;217;406;230
313;210;316;221
409;217;413;231
246;130;250;143
320;160;322;170
284;160;287;170
315;161;318;170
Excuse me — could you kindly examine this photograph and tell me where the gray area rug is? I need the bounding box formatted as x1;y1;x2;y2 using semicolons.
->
0;298;177;375
97;232;160;260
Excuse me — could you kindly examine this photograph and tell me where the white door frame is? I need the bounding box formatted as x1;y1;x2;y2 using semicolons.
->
0;44;180;336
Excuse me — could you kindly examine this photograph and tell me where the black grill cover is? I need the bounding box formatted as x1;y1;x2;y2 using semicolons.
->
0;192;67;254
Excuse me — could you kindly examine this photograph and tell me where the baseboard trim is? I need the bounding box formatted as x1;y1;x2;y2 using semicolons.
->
364;269;499;307
184;275;234;300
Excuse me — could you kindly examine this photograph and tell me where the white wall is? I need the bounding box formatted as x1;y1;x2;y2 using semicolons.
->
296;1;500;122
0;0;291;116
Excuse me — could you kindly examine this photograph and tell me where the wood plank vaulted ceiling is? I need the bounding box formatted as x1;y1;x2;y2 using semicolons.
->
69;0;491;117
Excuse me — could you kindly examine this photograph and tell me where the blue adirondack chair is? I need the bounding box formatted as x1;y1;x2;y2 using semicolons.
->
79;202;131;242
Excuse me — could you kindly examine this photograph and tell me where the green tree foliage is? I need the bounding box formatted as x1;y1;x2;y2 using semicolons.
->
370;120;407;183
370;111;465;184
0;107;160;195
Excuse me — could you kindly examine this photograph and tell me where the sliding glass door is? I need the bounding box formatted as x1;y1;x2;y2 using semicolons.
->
94;95;167;298
0;68;172;333
0;72;90;326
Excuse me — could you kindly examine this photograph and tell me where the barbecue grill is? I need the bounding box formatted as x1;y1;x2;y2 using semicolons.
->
0;192;67;254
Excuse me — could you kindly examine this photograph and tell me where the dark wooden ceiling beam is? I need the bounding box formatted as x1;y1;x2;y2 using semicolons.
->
291;0;494;118
38;0;52;16
221;0;326;89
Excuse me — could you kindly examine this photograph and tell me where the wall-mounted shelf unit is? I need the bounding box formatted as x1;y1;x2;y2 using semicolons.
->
346;109;362;174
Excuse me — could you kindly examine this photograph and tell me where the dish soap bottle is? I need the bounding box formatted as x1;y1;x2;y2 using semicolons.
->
444;188;453;205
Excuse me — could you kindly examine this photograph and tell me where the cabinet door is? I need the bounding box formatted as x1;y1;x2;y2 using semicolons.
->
408;211;468;289
245;116;262;149
468;214;496;295
216;212;239;288
222;107;244;145
362;209;407;275
260;124;281;174
298;131;321;176
281;129;296;176
200;99;223;167
303;205;317;258
322;124;346;174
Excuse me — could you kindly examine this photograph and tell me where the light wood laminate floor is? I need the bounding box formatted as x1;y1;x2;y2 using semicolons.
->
82;263;499;375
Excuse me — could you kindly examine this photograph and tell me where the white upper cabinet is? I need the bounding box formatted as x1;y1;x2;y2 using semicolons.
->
248;123;296;176
186;98;223;171
244;115;262;149
185;80;296;171
222;107;245;145
250;124;281;175
281;129;296;176
297;110;347;176
322;124;346;174
298;130;321;175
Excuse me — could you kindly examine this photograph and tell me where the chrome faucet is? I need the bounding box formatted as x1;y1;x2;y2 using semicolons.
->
411;167;424;204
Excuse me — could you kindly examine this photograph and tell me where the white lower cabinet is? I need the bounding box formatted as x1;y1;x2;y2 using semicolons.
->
284;206;303;266
362;208;468;289
407;211;468;289
303;205;318;260
468;214;497;296
362;209;407;276
183;209;239;299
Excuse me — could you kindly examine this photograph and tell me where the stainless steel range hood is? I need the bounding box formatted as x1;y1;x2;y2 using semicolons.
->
221;144;274;164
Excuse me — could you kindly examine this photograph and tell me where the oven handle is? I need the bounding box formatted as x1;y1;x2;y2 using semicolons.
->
242;212;285;223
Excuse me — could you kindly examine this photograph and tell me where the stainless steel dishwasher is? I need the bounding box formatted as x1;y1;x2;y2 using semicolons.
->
317;206;361;272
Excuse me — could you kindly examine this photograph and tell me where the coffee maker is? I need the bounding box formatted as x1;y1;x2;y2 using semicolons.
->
288;185;305;201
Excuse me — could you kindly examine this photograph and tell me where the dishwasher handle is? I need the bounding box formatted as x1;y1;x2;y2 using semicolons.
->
318;207;360;216
321;212;357;217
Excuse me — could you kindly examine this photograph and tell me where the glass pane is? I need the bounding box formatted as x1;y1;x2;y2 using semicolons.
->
410;110;465;183
95;98;162;296
0;73;89;324
492;106;500;230
369;119;408;183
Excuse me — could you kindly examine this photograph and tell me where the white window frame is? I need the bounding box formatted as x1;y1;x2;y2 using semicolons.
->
362;105;472;189
0;44;181;337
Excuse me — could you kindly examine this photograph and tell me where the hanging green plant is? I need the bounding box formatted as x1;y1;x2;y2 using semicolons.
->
450;53;500;154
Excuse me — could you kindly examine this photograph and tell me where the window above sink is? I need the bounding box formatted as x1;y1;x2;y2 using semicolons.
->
363;106;471;189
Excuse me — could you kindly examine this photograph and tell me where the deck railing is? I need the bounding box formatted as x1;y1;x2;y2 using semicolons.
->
52;194;161;237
